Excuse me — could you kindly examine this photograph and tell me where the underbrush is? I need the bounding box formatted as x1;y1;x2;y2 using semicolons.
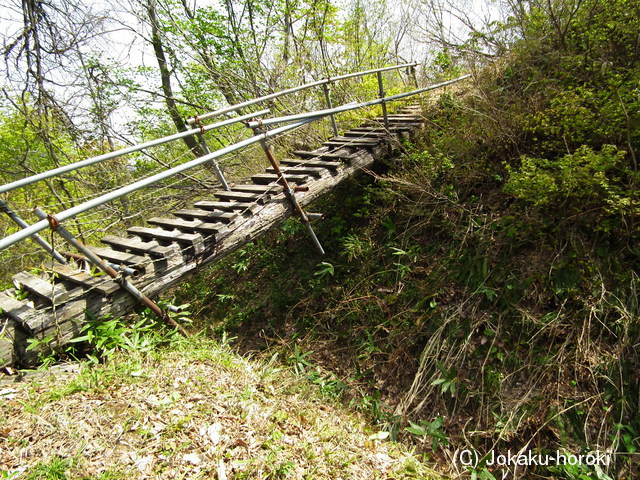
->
171;101;640;479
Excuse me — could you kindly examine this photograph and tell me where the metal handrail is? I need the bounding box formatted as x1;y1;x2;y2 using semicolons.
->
185;63;418;125
0;73;471;252
0;109;269;196
245;75;471;129
0;64;416;197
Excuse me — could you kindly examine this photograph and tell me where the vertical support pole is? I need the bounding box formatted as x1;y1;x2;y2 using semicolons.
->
376;71;389;131
33;207;189;336
192;119;230;191
322;81;339;137
251;126;325;255
0;199;67;264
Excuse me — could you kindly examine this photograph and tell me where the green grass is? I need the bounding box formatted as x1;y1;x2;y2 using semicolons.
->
1;334;440;480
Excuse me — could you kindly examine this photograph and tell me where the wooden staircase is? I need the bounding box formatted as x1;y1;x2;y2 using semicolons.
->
0;106;424;367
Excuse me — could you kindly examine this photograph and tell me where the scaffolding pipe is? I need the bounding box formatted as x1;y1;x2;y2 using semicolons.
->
0;199;67;265
322;83;339;137
252;127;325;255
0;74;471;253
0;117;319;252
186;63;418;125
377;71;390;131
245;74;471;129
0;109;269;196
33;208;188;335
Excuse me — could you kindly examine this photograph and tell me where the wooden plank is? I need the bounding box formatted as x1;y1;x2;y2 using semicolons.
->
86;246;150;268
265;166;325;178
0;291;36;332
231;184;284;194
0;318;23;365
193;201;255;212
342;130;391;138
322;140;380;149
293;150;354;160
213;191;269;203
251;173;311;185
352;125;414;132
100;235;178;258
12;272;69;305
44;263;120;296
147;217;223;236
173;209;237;223
280;159;342;170
127;227;204;253
327;136;380;143
375;116;422;124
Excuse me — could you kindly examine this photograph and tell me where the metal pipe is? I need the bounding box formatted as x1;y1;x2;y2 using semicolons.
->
246;103;357;128
60;251;141;278
0;199;67;264
0;74;471;252
195;131;230;191
0;109;269;195
186;63;418;125
377;71;390;131
252;127;324;255
0;117;318;252
322;83;339;137
33;208;188;335
246;74;471;129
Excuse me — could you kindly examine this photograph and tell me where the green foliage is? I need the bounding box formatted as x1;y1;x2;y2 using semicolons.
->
431;362;458;397
504;145;631;214
69;304;185;363
314;261;335;279
23;456;72;480
405;416;448;451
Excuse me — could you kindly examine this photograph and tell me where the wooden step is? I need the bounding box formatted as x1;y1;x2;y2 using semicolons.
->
322;140;380;149
193;201;255;212
86;246;150;268
100;235;178;258
327;136;381;144
173;208;237;223
375;116;422;124
342;130;390;138
293;150;354;160
213;190;270;204
12;271;69;305
264;166;325;178
147;217;225;236
44;263;120;296
354;125;414;132
127;226;204;255
385;113;423;118
251;173;311;185
0;291;37;332
232;184;284;194
280;159;342;170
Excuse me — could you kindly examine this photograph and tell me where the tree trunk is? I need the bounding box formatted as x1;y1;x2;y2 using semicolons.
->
145;0;204;157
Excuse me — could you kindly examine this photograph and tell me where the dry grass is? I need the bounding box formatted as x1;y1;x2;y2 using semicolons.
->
0;337;440;479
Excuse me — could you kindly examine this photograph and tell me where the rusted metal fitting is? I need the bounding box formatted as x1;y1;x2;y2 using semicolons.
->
293;185;309;192
46;213;60;230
